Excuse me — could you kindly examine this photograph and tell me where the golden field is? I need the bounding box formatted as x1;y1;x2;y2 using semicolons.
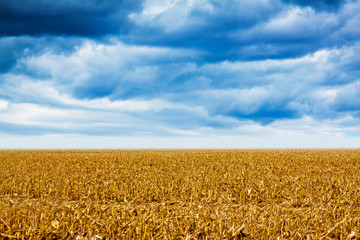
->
0;150;360;239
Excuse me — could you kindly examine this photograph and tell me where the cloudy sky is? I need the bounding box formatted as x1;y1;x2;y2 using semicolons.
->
1;0;360;148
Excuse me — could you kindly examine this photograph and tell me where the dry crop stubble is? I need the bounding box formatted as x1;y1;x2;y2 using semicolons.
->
0;150;360;239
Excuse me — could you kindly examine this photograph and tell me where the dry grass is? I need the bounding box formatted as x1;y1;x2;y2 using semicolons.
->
0;150;360;239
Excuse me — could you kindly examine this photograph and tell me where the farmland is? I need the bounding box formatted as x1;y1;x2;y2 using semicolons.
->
0;150;360;239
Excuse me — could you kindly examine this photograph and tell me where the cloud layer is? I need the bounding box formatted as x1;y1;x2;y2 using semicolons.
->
1;0;360;147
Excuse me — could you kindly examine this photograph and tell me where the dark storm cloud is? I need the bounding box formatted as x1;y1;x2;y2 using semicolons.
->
0;0;143;37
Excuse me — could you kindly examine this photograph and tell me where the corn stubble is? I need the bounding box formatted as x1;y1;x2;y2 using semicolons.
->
0;150;360;239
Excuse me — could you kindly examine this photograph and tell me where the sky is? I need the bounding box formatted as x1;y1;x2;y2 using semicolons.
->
1;0;360;149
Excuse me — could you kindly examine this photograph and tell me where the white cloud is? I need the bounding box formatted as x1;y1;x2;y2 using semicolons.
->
129;0;214;32
1;117;360;149
231;3;342;43
0;102;88;126
130;0;279;33
263;6;338;36
0;100;8;111
19;39;200;88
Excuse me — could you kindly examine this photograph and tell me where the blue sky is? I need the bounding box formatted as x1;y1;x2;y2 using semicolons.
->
1;0;360;148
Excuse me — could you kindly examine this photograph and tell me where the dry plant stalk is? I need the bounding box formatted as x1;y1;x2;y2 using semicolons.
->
0;150;360;239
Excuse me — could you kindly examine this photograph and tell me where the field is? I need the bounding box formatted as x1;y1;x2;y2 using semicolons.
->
0;150;360;239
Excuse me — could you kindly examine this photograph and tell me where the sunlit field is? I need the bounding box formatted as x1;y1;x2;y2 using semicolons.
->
1;150;360;239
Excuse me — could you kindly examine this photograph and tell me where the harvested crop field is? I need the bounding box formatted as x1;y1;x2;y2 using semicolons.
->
1;150;360;239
